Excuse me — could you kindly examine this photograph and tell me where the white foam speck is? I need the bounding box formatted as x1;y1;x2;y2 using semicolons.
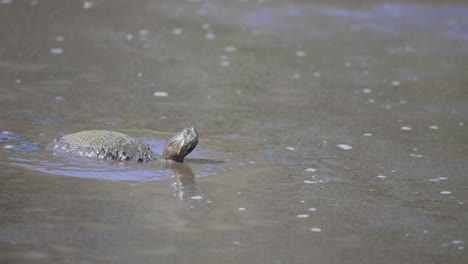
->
429;125;439;130
292;73;300;79
15;79;21;84
190;196;203;200
232;241;241;245
410;154;424;158
297;214;310;218
362;88;371;94
172;28;183;35
344;61;352;67
401;126;412;131
392;80;400;86
1;0;12;5
452;240;463;245
313;71;321;77
202;23;210;30
458;246;464;250
459;122;464;126
55;35;65;42
337;144;352;150
4;145;14;149
308;208;317;211
224;46;237;52
368;98;375;103
153;91;168;97
296;50;306;57
310;227;322;232
126;34;133;41
238;207;247;211
83;1;94;9
376;175;387;179
439;191;452;195
305;168;317;173
286;146;295;151
438;177;448;180
50;48;63;54
248;160;256;165
363;133;373;137
55;96;64;101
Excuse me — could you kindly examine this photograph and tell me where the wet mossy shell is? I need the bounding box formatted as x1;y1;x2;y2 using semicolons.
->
50;130;159;162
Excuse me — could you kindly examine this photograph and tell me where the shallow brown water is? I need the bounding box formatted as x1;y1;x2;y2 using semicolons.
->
1;0;467;263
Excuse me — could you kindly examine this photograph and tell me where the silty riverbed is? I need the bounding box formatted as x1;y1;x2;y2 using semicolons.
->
0;0;467;263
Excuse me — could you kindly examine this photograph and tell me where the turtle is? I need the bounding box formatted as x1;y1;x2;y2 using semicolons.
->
48;127;198;162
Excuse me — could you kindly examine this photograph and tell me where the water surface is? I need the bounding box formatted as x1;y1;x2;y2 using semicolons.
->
1;0;467;263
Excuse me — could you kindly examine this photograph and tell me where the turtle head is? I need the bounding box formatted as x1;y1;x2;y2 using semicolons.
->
162;127;198;162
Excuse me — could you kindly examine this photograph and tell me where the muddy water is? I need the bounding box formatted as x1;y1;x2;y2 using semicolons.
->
1;0;467;263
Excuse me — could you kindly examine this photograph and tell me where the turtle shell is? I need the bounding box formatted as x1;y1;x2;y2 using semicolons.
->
49;130;158;162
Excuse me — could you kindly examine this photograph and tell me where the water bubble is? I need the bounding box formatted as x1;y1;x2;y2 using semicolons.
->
224;46;237;52
363;133;373;137
55;96;64;101
336;144;352;150
368;99;375;103
362;88;371;94
452;240;463;245
15;79;21;84
286;146;295;151
296;50;306;57
232;241;241;245
297;214;310;218
401;126;412;131
4;145;14;149
220;60;230;67
305;168;317;173
190;196;203;200
55;35;65;42
313;72;321;78
83;1;94;9
376;175;387;179
238;207;247;211
50;48;63;55
308;208;317;211
410;154;424;158
138;29;149;36
172;28;183;35
292;73;300;79
310;227;322;232
459;122;464;126
392;80;400;86
153;91;168;97
344;61;352;67
439;191;452;195
429;125;439;130
205;32;215;39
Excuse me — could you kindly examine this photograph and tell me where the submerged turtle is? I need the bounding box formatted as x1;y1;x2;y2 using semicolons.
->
49;127;198;162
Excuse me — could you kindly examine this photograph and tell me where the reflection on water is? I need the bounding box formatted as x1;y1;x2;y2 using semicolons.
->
1;0;467;263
